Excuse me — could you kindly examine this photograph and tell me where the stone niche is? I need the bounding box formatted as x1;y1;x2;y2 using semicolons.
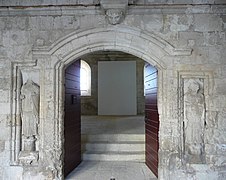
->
178;71;212;165
183;78;206;163
10;61;40;167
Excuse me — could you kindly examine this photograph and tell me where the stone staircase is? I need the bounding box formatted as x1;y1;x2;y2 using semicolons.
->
81;134;145;162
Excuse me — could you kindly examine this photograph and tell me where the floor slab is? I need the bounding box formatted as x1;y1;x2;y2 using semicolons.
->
65;161;157;180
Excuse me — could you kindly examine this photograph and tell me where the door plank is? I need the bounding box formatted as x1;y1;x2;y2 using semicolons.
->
64;60;81;177
144;63;159;178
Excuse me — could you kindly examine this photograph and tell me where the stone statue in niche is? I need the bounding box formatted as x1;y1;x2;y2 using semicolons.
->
19;79;40;165
183;78;206;164
106;9;124;25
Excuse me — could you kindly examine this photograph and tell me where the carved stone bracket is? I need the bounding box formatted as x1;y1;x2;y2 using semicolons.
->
100;0;128;25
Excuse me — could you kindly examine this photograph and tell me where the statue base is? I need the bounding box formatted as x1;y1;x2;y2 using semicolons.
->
18;151;39;166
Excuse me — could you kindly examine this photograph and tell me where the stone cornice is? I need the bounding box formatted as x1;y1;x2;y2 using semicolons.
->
0;6;101;16
0;4;225;16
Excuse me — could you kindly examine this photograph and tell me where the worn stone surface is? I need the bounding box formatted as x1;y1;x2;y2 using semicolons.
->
0;1;225;180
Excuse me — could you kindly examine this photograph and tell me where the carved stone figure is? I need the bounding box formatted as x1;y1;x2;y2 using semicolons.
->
183;78;206;163
20;79;40;152
106;9;124;25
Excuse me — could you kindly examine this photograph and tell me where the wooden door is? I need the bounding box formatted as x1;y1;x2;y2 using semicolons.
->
144;63;159;177
64;60;81;177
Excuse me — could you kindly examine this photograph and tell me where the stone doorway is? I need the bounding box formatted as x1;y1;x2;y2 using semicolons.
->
63;50;159;178
31;25;191;179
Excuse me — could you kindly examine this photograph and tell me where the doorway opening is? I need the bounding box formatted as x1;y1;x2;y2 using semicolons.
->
64;51;159;179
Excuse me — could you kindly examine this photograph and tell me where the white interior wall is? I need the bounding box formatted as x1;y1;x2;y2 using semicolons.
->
98;61;137;115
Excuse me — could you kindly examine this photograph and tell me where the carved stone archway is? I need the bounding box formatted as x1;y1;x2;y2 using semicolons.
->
32;25;191;179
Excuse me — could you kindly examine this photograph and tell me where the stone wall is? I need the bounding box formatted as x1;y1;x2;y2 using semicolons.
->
0;0;225;179
81;51;145;115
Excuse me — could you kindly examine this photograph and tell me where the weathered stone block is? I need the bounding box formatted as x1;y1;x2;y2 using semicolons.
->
2;34;29;58
178;31;204;47
216;144;226;155
39;16;54;31
8;45;32;60
0;166;2;180
0;103;10;115
170;14;193;32
3;166;23;180
22;169;53;180
29;16;41;31
190;47;209;64
203;31;226;46
0;126;10;144
218;111;226;130
53;16;79;30
0;90;9;103
11;17;29;31
210;95;226;111
143;14;163;32
78;0;97;4
0;32;2;46
205;143;216;154
80;15;106;29
124;15;142;28
0;150;10;166
214;78;226;95
0;141;4;153
208;47;223;64
115;32;133;47
0;114;7;124
0;77;10;90
219;171;226;180
194;14;223;32
0;17;6;31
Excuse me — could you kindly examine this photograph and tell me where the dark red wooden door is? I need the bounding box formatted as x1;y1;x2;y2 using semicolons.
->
144;63;159;177
64;60;81;177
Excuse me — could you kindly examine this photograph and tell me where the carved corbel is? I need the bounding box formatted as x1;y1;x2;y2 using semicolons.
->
100;0;128;25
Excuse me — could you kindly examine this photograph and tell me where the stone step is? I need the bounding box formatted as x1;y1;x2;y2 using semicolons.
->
82;151;145;162
82;134;145;162
82;141;145;152
82;134;145;142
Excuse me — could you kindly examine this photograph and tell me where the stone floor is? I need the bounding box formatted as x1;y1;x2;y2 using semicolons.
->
65;161;157;180
65;116;157;180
